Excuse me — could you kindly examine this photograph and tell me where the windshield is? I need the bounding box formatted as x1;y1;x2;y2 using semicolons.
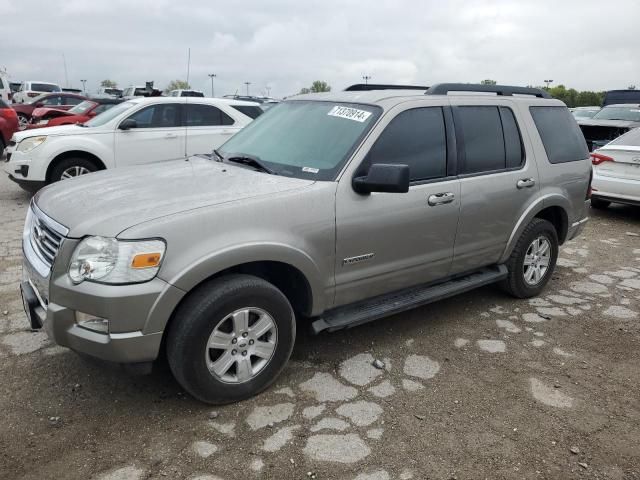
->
69;100;97;115
592;106;640;122
104;88;122;96
573;109;598;119
218;101;381;180
84;101;136;127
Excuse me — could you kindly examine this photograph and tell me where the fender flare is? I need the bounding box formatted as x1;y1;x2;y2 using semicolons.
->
498;194;570;264
163;242;327;315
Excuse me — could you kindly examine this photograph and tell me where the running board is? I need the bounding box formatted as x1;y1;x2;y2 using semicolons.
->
312;265;508;334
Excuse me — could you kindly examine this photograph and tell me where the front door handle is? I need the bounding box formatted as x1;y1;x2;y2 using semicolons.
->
428;192;455;206
517;178;535;189
164;134;178;139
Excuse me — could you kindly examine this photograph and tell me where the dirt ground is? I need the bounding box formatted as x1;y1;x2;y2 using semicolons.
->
0;173;638;480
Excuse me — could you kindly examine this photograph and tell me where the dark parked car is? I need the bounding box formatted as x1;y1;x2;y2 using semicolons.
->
12;92;87;130
0;99;19;152
27;97;124;129
577;104;640;151
603;90;640;106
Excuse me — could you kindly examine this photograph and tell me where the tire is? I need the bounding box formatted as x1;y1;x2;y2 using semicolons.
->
17;113;29;130
49;157;98;183
590;197;610;209
502;218;558;298
166;274;296;404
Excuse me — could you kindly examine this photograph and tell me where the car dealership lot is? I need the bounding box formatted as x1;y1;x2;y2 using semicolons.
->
0;174;638;480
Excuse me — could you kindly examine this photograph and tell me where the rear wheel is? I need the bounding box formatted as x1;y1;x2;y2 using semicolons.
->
502;218;558;298
49;157;98;183
590;197;610;209
167;274;296;404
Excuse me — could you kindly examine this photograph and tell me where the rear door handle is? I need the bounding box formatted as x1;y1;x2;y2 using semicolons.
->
428;192;455;206
517;178;535;189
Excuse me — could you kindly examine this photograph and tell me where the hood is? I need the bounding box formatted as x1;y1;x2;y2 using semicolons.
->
32;107;72;118
34;156;315;238
13;124;90;142
578;119;640;128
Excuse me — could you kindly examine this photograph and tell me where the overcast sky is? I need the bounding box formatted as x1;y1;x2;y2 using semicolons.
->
2;0;638;97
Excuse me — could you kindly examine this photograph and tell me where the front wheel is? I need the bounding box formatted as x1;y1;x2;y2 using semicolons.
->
17;113;29;130
502;218;558;298
166;274;296;404
49;157;98;183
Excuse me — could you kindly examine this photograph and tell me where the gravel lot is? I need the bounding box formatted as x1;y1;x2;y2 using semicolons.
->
0;173;638;480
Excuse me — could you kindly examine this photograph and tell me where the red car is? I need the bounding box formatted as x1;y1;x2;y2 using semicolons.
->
27;97;123;129
13;92;86;130
0;99;19;152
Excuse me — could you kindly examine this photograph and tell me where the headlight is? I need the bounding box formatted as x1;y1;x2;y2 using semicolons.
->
69;236;166;284
16;136;47;153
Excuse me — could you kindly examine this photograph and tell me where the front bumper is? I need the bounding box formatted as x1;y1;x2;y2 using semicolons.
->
22;210;184;364
4;147;47;182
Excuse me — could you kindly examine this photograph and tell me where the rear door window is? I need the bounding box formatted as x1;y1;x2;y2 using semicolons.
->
185;104;234;126
500;107;524;169
456;106;505;174
530;106;589;163
365;107;447;182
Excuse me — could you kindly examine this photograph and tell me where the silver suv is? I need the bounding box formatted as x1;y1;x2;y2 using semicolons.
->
20;83;591;404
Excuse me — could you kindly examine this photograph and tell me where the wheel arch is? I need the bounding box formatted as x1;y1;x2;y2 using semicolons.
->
499;195;570;264
46;150;106;182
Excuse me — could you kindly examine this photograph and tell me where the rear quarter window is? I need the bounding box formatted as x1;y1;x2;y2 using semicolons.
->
231;105;264;119
529;106;588;163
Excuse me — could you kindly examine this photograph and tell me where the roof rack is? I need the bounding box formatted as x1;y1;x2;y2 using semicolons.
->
345;83;429;92
426;83;551;99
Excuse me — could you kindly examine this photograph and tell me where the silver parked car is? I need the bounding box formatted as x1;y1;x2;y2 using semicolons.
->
21;83;591;404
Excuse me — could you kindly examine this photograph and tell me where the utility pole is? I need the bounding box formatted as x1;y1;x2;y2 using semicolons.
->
208;73;217;97
244;82;251;96
544;79;553;89
80;79;87;93
362;75;372;85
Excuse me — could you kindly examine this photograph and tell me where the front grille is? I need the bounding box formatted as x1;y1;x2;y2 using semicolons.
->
28;206;67;268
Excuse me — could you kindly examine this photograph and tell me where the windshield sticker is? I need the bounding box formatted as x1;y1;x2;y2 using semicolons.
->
302;166;319;174
328;106;372;123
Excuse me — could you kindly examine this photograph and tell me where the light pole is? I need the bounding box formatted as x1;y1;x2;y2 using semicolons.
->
80;79;87;93
544;79;553;89
244;82;251;96
362;75;372;85
208;73;216;97
265;86;271;97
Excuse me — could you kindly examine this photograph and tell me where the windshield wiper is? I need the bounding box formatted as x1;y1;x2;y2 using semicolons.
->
224;153;276;175
211;148;224;162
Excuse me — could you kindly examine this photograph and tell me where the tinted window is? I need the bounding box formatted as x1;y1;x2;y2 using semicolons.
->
185;104;234;126
182;90;205;97
126;104;181;128
32;83;60;93
366;107;447;182
63;96;83;106
457;106;505;174
500;107;524;169
133;88;147;96
530;106;589;163
231;105;264;119
41;96;62;105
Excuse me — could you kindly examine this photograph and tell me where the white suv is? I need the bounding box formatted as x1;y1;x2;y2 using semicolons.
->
12;81;61;104
4;96;261;191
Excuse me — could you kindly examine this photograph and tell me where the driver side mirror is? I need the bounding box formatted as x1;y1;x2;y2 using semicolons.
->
352;163;410;194
118;118;137;130
34;102;43;108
